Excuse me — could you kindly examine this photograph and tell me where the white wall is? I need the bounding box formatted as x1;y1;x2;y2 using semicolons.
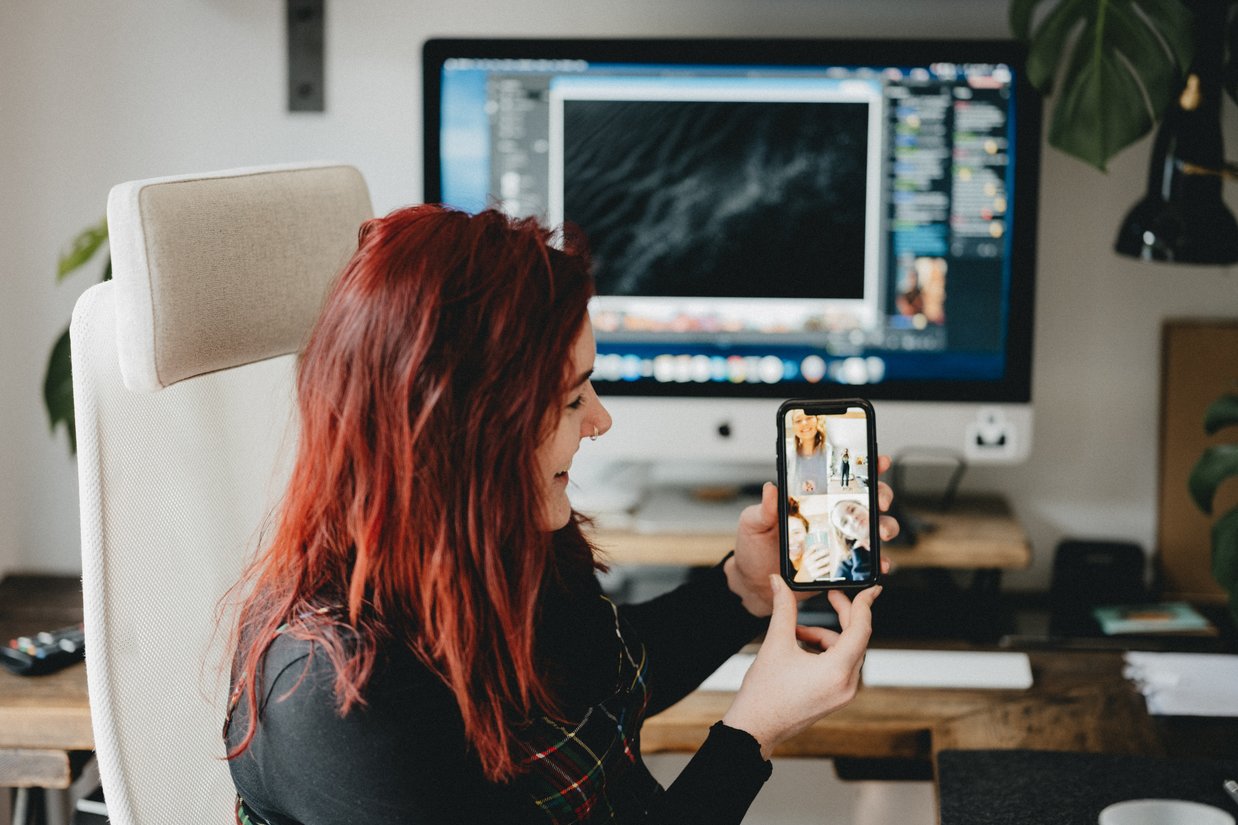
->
1;0;1235;588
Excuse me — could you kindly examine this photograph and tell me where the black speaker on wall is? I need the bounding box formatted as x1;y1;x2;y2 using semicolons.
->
1049;539;1148;637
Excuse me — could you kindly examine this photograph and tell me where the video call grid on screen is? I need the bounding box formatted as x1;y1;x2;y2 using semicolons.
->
784;405;875;584
435;52;1023;394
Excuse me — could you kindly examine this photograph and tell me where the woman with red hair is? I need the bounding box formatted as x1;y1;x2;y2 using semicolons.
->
224;205;895;824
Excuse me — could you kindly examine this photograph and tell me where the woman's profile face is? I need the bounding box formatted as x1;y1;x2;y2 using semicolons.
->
535;320;612;531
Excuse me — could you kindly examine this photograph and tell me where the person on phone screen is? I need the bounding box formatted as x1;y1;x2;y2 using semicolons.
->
786;500;839;583
785;499;811;577
831;499;874;582
789;411;829;494
222;205;898;825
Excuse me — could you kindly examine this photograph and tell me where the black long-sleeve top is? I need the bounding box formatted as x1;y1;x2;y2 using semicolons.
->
225;559;771;824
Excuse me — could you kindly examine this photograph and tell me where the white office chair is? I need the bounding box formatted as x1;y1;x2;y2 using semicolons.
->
72;163;373;825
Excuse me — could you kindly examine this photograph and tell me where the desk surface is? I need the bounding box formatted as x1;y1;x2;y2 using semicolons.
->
0;575;92;788
594;495;1032;570
641;647;1163;761
0;574;1160;787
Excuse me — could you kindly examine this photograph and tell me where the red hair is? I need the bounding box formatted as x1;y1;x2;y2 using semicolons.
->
227;205;598;781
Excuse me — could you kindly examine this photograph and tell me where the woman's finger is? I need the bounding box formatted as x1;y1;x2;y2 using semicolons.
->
879;514;900;542
795;624;841;650
877;480;894;512
826;588;854;629
765;575;800;647
825;586;881;665
876;454;892;475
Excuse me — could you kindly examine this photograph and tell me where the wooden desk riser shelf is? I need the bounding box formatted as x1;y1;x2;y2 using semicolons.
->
593;496;1031;571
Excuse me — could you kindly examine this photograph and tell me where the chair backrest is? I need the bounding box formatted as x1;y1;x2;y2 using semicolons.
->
72;163;373;825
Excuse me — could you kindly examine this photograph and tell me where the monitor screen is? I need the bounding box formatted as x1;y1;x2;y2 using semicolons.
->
423;39;1040;408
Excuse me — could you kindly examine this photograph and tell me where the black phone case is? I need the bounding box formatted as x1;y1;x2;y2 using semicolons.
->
776;397;881;591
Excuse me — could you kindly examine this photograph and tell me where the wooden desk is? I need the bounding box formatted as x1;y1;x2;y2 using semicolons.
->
0;576;93;791
592;495;1031;572
596;496;1148;765
642;649;1163;763
0;575;1161;809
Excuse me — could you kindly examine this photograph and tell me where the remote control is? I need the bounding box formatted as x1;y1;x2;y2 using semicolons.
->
1;623;86;676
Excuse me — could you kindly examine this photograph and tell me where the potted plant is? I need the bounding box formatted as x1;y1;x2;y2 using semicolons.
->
44;219;110;454
1188;392;1238;626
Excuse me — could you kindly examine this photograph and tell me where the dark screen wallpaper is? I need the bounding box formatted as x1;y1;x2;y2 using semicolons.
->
562;99;870;299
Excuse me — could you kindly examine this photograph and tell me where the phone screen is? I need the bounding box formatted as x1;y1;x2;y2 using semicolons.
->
779;400;879;588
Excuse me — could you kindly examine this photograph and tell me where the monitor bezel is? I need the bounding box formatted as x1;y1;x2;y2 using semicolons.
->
422;37;1040;404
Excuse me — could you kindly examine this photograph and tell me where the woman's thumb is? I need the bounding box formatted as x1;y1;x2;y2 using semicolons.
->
766;574;798;641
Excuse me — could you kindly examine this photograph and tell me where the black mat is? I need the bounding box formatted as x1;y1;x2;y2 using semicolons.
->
938;749;1238;825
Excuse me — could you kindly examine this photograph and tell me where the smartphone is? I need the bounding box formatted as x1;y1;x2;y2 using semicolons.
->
776;398;880;591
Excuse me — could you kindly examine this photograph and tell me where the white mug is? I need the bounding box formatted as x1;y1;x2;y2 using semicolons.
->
1098;799;1235;825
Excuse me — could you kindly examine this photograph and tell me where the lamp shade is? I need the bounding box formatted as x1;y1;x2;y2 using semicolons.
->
1114;176;1238;265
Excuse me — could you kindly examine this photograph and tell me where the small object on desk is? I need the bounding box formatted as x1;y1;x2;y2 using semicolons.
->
1093;602;1217;636
1224;779;1238;808
1;622;85;676
861;649;1033;689
1098;798;1234;825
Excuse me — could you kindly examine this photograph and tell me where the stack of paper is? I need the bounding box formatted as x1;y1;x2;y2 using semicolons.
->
1123;652;1238;716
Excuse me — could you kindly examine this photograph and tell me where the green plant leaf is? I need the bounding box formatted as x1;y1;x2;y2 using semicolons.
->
43;326;76;454
1204;393;1238;435
1212;505;1238;623
1107;0;1180;116
1049;19;1155;170
1010;0;1045;42
1026;0;1091;92
1188;444;1238;515
57;219;108;282
1015;0;1195;171
1135;0;1194;73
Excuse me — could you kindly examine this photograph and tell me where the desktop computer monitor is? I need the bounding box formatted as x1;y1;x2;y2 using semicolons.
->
423;38;1040;492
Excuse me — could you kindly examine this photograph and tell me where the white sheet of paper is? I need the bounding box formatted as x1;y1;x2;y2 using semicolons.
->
1123;652;1238;717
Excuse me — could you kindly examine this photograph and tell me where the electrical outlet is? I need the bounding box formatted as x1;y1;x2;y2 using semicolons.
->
964;406;1017;461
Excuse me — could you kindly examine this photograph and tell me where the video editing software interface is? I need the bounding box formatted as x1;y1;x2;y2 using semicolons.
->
434;48;1026;396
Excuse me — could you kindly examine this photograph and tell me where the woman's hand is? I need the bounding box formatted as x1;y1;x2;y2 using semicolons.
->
795;542;836;581
725;455;900;616
722;575;880;759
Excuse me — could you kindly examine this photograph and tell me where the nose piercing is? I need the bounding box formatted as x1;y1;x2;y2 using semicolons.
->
591;426;599;442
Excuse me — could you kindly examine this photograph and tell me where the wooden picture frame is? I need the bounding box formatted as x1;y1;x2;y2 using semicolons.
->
1157;320;1238;601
